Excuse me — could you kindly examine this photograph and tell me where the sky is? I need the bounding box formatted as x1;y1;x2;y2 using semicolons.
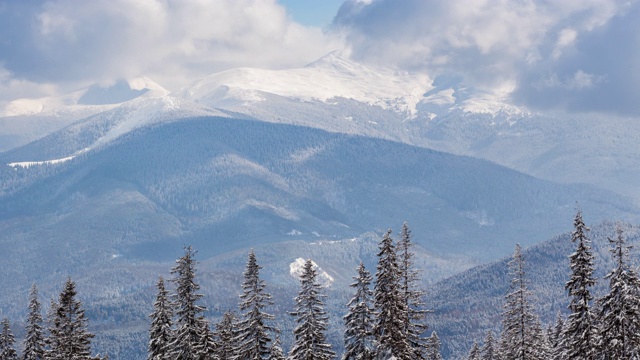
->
0;0;639;116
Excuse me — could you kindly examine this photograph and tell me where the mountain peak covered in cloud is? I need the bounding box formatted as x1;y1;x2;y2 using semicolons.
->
1;77;169;116
78;78;168;106
333;0;640;116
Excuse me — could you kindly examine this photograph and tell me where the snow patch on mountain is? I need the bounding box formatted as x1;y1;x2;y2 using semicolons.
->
8;155;75;168
289;257;334;287
289;145;326;164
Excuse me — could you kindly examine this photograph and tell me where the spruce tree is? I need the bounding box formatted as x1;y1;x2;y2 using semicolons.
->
169;246;210;360
343;262;375;360
424;332;443;360
196;320;217;359
596;226;640;359
480;331;497;360
0;318;18;360
235;250;275;360
214;311;237;360
374;229;409;360
548;312;565;360
289;259;335;360
47;278;96;360
23;284;45;360
529;316;549;360
499;244;537;360
467;341;480;360
148;277;173;360
397;223;428;359
267;333;285;360
564;210;597;360
44;297;58;359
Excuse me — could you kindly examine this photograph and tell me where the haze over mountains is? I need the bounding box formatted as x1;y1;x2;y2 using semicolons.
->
1;51;639;358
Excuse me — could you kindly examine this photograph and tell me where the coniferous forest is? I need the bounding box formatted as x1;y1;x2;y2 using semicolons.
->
1;214;640;359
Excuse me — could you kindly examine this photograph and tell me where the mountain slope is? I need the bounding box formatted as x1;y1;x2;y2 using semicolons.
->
2;117;636;262
1;117;639;358
3;53;639;203
0;77;171;153
172;53;640;203
426;221;640;359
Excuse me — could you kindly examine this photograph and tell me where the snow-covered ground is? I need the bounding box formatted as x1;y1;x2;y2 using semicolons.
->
8;155;75;168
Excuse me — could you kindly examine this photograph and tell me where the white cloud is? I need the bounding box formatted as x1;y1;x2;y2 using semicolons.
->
2;0;639;116
334;0;640;115
0;65;58;104
335;0;622;79
0;0;343;101
552;28;577;59
536;70;605;90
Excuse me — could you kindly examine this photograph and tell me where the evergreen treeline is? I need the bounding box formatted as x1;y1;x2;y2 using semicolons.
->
467;211;640;360
5;214;640;360
0;279;107;360
1;223;434;359
143;225;437;360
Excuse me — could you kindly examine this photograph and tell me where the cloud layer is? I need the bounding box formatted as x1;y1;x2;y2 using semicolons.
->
1;0;639;116
334;0;640;116
0;0;342;100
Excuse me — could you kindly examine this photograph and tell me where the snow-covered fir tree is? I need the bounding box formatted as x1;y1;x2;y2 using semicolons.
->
214;311;237;360
267;333;285;360
169;246;211;360
289;259;335;360
374;229;409;360
235;249;275;360
499;244;538;360
397;223;428;359
530;316;549;360
43;297;58;359
467;341;480;360
197;319;218;359
343;262;375;360
0;318;18;360
480;331;497;360
46;278;96;360
424;332;442;360
22;284;45;360
564;210;597;360
148;277;173;360
548;312;565;360
596;226;640;359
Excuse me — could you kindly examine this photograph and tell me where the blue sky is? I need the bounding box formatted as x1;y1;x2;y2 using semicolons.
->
278;0;345;27
0;0;639;116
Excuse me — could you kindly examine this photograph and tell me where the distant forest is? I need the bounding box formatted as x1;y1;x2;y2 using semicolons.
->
1;213;639;360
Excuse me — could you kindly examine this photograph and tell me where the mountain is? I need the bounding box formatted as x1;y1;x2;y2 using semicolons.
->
1;115;639;358
2;116;636;263
426;221;640;359
0;77;170;152
1;51;640;358
172;52;640;203
2;53;639;202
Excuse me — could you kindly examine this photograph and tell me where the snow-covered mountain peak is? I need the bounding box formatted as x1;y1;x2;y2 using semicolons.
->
175;52;433;117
